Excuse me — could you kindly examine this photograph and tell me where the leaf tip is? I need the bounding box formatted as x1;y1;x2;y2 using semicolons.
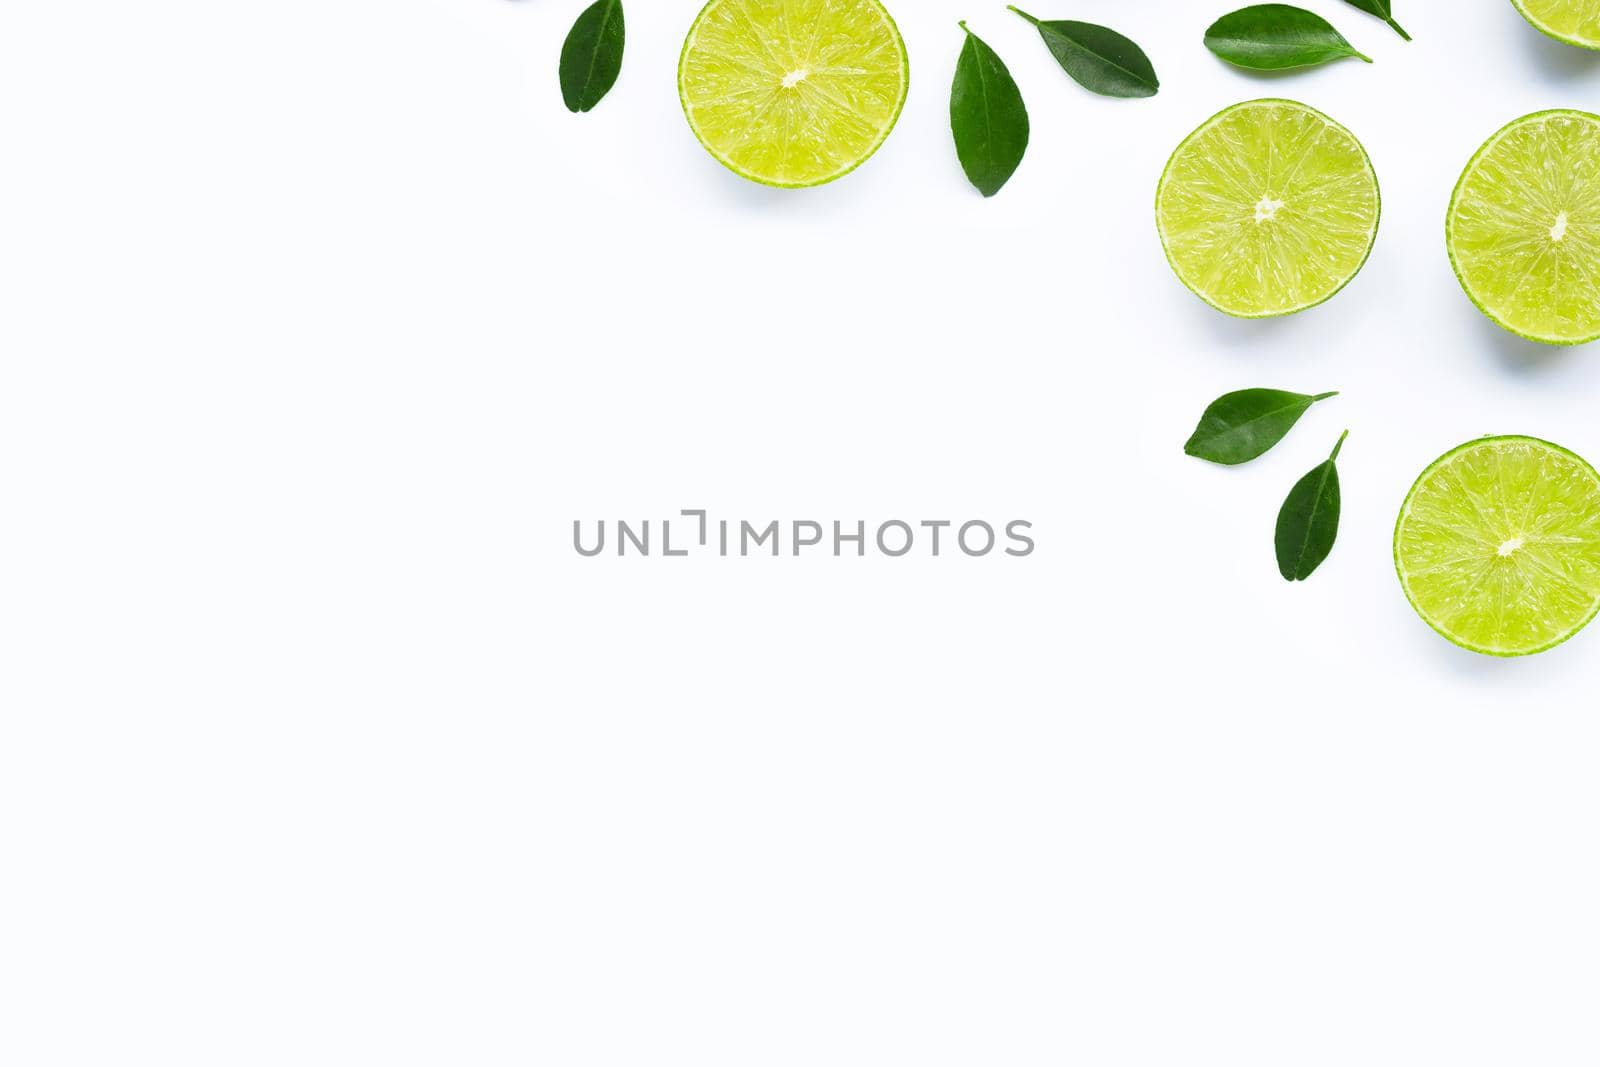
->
1331;429;1350;461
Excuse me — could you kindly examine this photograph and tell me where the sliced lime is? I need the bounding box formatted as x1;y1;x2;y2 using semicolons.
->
1512;0;1600;49
1155;99;1380;318
677;0;909;188
1395;436;1600;657
1447;109;1600;345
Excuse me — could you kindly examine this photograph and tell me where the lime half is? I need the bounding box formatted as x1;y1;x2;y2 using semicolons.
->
1395;436;1600;657
677;0;909;188
1512;0;1600;49
1156;99;1380;318
1447;109;1600;345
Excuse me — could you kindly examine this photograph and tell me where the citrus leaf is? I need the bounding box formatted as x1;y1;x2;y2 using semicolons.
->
560;0;625;113
1204;4;1372;71
1185;389;1338;466
951;21;1030;197
1007;6;1159;98
1341;0;1410;40
1276;431;1348;582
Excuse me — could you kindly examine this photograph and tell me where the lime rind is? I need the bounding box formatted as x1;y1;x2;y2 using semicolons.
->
1511;0;1600;50
1394;435;1600;658
1446;108;1600;347
1155;98;1382;319
677;0;910;190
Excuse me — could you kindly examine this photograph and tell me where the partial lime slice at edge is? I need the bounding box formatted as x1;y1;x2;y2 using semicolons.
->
677;0;910;189
1446;108;1600;346
1511;0;1600;50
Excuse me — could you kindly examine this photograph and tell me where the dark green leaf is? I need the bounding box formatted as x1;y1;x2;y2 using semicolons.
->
1185;389;1338;466
1341;0;1410;40
1007;6;1159;98
1275;430;1348;582
560;0;625;113
1204;4;1372;71
951;21;1030;197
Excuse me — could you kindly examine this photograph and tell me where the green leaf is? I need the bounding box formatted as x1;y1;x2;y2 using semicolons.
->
1341;0;1410;40
560;0;625;113
1185;389;1338;466
1275;430;1348;582
1007;7;1159;98
951;21;1030;198
1204;4;1372;71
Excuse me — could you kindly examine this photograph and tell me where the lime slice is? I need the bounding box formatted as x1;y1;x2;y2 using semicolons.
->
1447;109;1600;345
677;0;910;188
1155;99;1380;318
1512;0;1600;49
1395;436;1600;657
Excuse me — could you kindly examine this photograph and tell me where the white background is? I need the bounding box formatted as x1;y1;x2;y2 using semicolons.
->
6;1;1600;1063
